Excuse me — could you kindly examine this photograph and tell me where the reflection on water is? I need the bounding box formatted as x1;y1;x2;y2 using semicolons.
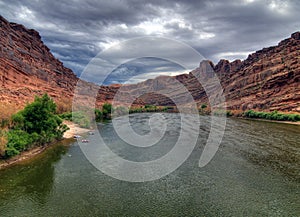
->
0;141;68;201
0;114;299;216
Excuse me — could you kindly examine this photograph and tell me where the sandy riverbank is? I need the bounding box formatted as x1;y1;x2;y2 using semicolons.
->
0;121;90;170
63;121;91;138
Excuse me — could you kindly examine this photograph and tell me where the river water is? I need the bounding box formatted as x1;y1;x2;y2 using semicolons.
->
0;113;299;216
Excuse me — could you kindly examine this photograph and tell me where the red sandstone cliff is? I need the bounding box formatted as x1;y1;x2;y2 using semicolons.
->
0;15;77;112
0;15;118;116
215;32;300;112
117;32;300;113
0;15;299;116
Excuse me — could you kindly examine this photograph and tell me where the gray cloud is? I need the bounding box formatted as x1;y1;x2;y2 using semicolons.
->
0;0;299;83
103;57;186;84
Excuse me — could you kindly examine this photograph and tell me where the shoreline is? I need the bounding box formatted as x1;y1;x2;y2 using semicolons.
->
0;121;90;170
62;120;91;138
199;112;300;125
236;117;300;125
0;115;298;170
0;145;47;170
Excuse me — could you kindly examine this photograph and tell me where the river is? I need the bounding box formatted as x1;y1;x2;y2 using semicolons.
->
0;113;299;216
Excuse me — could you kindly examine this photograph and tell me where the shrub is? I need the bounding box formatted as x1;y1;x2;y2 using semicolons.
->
6;130;34;155
0;130;7;156
102;103;113;120
226;111;233;117
201;104;207;109
4;94;68;158
244;110;300;122
95;109;103;122
59;112;72;121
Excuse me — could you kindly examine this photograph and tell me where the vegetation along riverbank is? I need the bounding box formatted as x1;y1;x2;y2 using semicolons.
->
1;96;299;170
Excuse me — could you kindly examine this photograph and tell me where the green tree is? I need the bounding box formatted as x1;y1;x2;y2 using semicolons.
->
5;94;68;158
102;103;113;120
94;109;103;122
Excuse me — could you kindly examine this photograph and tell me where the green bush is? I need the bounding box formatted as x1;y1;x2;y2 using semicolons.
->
59;112;72;121
5;146;19;157
4;94;68;158
6;130;34;156
201;104;207;109
95;109;103;122
244;110;300;122
102;103;113;120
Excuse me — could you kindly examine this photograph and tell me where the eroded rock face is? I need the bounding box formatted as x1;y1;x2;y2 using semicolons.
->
122;32;300;112
0;16;119;113
0;15;78;107
0;15;299;114
218;32;300;112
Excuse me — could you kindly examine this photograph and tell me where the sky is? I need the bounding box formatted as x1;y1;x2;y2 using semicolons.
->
0;0;299;84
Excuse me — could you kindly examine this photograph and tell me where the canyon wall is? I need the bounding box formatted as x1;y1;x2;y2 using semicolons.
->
0;15;299;116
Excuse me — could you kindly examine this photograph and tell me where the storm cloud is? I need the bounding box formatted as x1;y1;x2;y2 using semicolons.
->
0;0;299;84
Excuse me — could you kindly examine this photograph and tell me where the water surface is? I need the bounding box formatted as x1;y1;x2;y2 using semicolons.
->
0;113;299;216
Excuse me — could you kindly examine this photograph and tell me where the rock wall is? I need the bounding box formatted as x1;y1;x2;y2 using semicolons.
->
0;15;299;115
0;15;78;107
121;32;300;113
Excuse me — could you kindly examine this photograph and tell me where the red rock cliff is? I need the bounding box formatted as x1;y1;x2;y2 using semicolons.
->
0;15;299;115
0;15;119;116
119;32;300;113
0;15;77;108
